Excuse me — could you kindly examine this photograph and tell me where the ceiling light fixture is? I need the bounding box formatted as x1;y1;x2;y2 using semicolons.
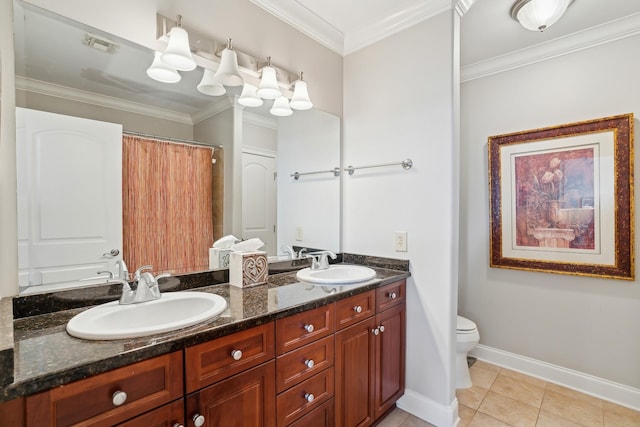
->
161;15;197;70
510;0;574;32
147;51;181;83
197;68;226;96
257;57;282;100
270;96;293;117
238;83;264;107
289;72;313;111
213;39;243;86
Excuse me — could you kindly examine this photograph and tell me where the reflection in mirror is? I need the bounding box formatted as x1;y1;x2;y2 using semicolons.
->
13;1;341;295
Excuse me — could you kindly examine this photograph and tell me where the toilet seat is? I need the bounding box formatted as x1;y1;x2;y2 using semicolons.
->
457;315;477;333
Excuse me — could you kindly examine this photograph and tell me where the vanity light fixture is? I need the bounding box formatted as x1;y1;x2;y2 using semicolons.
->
238;83;264;107
257;57;282;100
270;96;293;117
197;68;226;96
161;15;197;70
213;39;243;86
289;72;313;111
147;51;181;83
510;0;574;32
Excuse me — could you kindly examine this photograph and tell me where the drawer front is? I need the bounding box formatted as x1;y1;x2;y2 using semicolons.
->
335;290;375;330
185;322;275;393
116;398;184;427
276;335;334;393
276;367;334;427
287;398;334;427
26;352;183;427
276;304;334;355
376;280;405;312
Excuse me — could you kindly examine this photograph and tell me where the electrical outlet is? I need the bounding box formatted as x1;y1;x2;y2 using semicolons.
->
295;226;303;241
395;231;408;252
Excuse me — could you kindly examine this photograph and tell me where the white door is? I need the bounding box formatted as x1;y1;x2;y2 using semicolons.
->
242;152;277;256
16;108;123;288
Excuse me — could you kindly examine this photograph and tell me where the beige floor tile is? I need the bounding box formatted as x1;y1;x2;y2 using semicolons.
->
491;372;545;408
478;390;539;427
499;368;547;389
471;364;500;389
469;412;512;427
400;414;437;427
536;410;584;427
457;385;490;410
377;407;411;427
603;401;640;427
541;389;603;427
472;360;502;374
458;404;476;427
546;383;604;408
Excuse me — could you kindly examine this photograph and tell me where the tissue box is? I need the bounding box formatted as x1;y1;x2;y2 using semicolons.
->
209;248;231;270
229;251;268;288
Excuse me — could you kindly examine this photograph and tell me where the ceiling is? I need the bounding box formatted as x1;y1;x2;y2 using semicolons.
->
251;0;640;65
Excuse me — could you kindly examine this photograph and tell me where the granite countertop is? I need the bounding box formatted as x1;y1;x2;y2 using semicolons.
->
0;255;410;402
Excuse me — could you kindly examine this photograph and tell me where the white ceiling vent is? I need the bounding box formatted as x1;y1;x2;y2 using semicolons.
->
83;33;118;53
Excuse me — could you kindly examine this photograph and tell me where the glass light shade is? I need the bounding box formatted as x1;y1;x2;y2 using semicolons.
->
289;80;313;110
512;0;572;32
270;96;293;117
161;26;197;71
257;66;281;99
146;51;181;83
213;48;243;86
197;69;226;96
238;83;264;107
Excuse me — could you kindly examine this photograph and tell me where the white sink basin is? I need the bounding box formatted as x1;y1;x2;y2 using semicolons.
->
66;291;228;340
296;265;377;284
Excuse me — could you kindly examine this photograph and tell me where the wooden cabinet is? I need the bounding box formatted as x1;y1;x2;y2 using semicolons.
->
116;399;184;427
25;351;183;427
335;281;406;427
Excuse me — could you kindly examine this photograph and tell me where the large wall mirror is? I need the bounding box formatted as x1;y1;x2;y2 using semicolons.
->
14;1;341;295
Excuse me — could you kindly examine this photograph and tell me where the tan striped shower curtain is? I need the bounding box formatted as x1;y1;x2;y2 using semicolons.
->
122;135;214;275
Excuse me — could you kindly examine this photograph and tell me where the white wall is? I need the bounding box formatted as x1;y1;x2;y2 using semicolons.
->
343;10;459;426
460;34;640;396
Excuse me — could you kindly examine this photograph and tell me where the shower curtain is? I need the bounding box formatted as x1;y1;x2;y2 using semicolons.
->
122;135;214;275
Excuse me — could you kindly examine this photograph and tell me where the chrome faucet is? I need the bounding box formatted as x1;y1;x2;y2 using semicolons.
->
280;245;297;259
117;265;171;305
115;259;130;281
306;251;337;270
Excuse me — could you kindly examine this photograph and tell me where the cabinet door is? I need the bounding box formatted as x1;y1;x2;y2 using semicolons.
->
334;317;376;427
374;304;406;419
116;399;184;427
186;361;276;427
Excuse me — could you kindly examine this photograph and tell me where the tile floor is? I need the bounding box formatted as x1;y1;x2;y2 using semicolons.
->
379;360;640;427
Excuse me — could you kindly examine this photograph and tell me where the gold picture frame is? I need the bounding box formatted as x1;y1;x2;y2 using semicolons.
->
488;114;634;280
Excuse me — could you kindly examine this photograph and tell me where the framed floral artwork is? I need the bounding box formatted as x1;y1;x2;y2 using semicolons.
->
488;114;634;280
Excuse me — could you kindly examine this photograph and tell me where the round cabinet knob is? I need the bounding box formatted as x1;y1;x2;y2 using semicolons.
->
304;393;315;403
304;324;314;333
112;390;127;406
193;414;206;427
388;292;397;299
379;325;385;333
304;359;315;369
231;349;243;361
173;424;185;427
353;305;362;314
372;328;380;336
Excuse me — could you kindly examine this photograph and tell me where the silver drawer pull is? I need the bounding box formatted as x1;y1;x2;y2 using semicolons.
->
304;393;315;403
193;414;205;427
353;305;362;313
379;325;385;333
304;324;314;333
231;349;243;361
173;424;184;427
304;359;315;369
388;292;397;299
372;328;380;336
112;390;127;406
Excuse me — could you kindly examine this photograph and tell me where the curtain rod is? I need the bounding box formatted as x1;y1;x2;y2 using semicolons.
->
123;131;223;150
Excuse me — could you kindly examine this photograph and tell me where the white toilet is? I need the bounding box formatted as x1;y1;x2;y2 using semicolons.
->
456;315;480;389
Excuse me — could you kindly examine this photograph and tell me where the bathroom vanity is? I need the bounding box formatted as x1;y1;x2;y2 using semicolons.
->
0;258;409;426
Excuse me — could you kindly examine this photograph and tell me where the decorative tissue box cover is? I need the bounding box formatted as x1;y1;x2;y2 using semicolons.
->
229;251;268;288
209;248;231;270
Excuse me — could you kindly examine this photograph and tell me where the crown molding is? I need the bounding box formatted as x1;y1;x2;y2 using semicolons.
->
191;97;235;124
455;0;479;17
344;0;451;55
16;77;194;124
243;110;279;129
249;0;344;55
461;12;640;82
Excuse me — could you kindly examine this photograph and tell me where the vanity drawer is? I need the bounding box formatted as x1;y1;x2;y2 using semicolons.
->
376;280;406;312
335;290;375;330
276;367;334;427
276;335;334;393
26;351;183;427
185;322;275;393
276;304;334;355
287;398;334;427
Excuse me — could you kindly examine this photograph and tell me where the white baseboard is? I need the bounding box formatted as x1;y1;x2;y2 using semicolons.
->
471;344;640;411
397;389;459;427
